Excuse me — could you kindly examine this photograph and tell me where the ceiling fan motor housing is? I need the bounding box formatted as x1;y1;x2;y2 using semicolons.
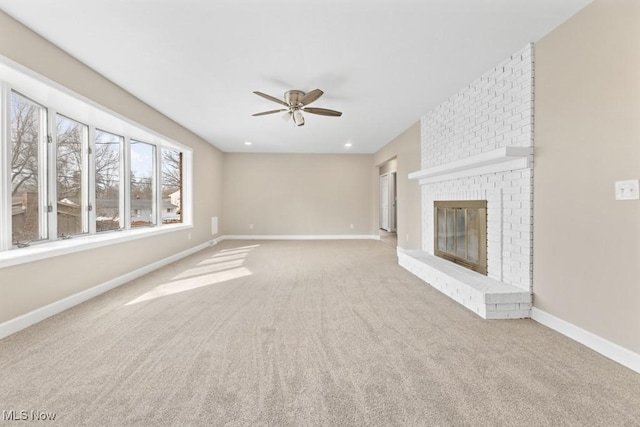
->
284;90;305;107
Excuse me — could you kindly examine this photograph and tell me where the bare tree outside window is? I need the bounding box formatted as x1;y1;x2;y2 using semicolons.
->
56;115;88;237
130;140;155;228
11;92;46;244
95;130;121;232
161;148;182;224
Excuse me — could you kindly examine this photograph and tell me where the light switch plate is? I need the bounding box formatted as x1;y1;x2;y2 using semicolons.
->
615;179;640;200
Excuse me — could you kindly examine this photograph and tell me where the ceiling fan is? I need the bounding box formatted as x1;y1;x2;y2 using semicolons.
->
252;89;342;127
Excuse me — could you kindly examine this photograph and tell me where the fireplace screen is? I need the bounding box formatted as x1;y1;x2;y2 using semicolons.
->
434;200;487;275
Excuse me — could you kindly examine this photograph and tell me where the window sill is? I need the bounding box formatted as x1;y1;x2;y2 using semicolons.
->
0;223;192;269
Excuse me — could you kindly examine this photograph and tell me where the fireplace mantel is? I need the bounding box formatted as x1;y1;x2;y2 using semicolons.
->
409;146;532;185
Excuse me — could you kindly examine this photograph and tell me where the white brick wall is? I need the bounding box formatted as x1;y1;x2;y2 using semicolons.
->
420;44;534;292
398;249;531;319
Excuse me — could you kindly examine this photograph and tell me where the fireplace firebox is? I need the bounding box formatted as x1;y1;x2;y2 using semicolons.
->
434;200;487;275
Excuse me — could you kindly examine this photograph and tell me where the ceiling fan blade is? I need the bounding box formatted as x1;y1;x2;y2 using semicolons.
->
303;107;342;117
300;89;323;106
252;109;288;117
253;91;288;107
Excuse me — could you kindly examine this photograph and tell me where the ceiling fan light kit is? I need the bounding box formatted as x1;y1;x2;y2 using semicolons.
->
252;89;342;127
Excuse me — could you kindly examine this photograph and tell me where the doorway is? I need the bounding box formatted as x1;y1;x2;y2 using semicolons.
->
379;159;398;247
380;172;397;232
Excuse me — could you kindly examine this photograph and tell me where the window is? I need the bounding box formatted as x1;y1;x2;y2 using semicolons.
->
130;140;155;228
95;130;122;232
10;92;47;245
0;60;191;262
161;148;182;224
56;114;89;237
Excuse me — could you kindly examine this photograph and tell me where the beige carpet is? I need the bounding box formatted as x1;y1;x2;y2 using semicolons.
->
1;240;639;426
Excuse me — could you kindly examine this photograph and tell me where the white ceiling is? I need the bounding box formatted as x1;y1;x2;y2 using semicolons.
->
0;0;591;153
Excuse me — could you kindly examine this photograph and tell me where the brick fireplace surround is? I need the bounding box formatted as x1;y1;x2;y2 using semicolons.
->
399;44;534;319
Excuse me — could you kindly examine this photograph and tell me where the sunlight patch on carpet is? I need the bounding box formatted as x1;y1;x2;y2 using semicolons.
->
172;259;246;280
197;253;248;266
125;267;252;305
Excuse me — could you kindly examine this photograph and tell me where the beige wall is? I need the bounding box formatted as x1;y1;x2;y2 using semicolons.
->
373;122;422;250
222;153;373;236
0;12;224;324
534;0;640;353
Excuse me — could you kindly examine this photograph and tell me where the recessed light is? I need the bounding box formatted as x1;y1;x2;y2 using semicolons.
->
344;142;352;149
244;141;252;146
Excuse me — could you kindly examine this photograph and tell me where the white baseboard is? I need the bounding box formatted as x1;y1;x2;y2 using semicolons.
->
531;307;640;374
0;240;217;340
221;234;380;240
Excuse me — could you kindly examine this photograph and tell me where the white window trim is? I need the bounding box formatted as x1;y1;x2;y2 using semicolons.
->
0;54;193;266
0;223;192;269
37;98;49;241
0;82;9;252
49;107;59;240
88;126;97;235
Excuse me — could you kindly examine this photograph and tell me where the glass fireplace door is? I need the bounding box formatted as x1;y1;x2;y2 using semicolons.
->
434;200;487;275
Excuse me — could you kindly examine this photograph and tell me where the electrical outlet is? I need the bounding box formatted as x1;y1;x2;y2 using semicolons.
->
615;179;639;200
188;232;191;241
349;224;354;229
249;224;254;230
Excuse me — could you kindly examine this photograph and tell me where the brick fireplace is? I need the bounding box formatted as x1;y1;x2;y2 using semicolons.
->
399;44;534;319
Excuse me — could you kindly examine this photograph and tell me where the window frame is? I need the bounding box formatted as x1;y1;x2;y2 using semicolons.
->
160;147;183;225
9;90;49;245
129;139;157;229
0;56;193;268
93;128;125;234
54;112;90;238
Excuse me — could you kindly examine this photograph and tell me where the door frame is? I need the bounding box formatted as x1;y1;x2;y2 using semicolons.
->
380;173;390;231
379;171;397;232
